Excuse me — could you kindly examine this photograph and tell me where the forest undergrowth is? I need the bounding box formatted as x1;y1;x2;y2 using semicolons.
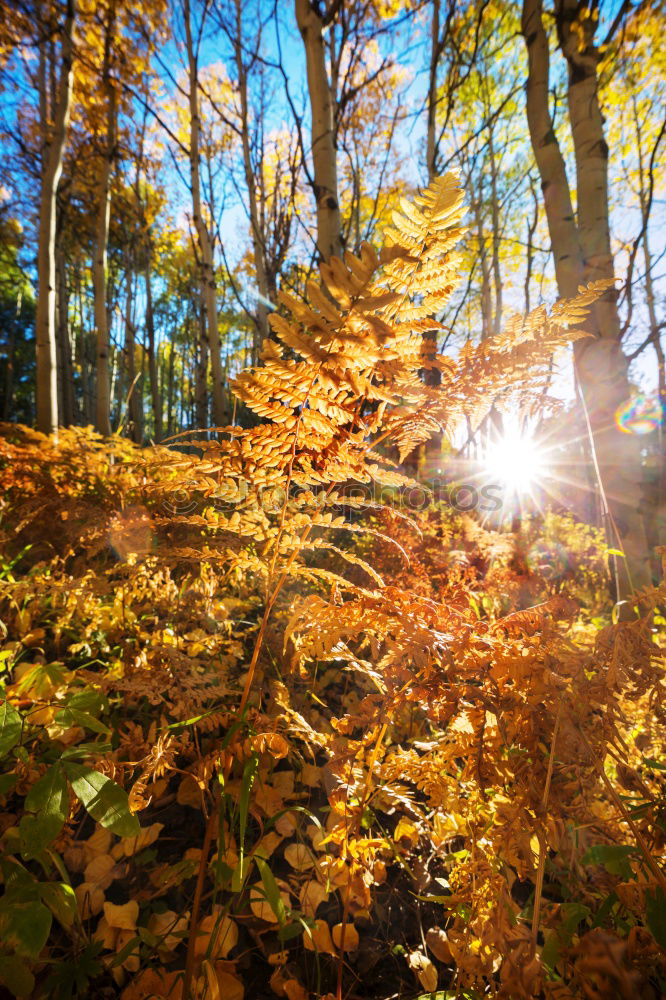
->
0;175;665;1000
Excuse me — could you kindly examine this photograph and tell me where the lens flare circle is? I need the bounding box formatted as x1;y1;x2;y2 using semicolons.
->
526;540;570;580
615;394;663;436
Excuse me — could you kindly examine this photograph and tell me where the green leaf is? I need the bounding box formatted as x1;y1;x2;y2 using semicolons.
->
642;757;666;772
582;844;638;879
0;955;35;998
0;773;18;796
606;548;626;557
39;882;77;928
54;707;111;735
20;765;69;857
0;899;52;958
237;752;258;878
542;902;590;970
25;764;67;816
278;919;311;942
0;699;22;758
255;855;287;926
66;688;107;716
646;887;666;948
63;763;140;837
60;741;112;760
109;934;140;969
16;663;69;698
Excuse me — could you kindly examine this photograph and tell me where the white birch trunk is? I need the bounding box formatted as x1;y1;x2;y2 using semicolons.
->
522;0;651;596
234;0;270;364
184;0;227;427
35;0;75;436
295;0;342;261
93;3;117;437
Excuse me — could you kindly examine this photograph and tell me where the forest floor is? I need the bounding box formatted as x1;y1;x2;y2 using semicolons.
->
0;424;664;1000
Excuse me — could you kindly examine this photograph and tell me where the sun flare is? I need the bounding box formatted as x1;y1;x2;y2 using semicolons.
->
482;428;547;496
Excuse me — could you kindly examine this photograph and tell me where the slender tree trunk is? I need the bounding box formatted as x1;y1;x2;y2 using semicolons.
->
195;301;208;429
93;2;117;437
472;178;492;341
123;265;142;443
631;94;666;546
295;0;342;261
3;309;15;420
487;125;503;338
234;0;270;363
426;0;440;182
184;0;226;427
524;178;539;314
144;261;162;442
55;241;75;425
35;0;75;435
522;0;651;596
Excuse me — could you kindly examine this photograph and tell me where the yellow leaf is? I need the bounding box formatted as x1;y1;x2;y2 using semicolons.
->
251;733;289;759
255;831;282;860
269;967;289;997
93;915;118;951
84;853;116;890
272;771;295;797
194;912;238;960
120;967;183;1000
147;909;190;954
283;981;309;1000
274;811;298;836
425;926;452;963
331;922;359;951
249;881;291;923
103;900;139;931
121;822;164;857
408;950;438;991
75;881;105;919
85;827;113;858
116;928;140;972
177;774;202;808
394;817;419;847
299;879;328;918
284;843;314;871
300;763;320;788
303;919;336;956
213;968;244;1000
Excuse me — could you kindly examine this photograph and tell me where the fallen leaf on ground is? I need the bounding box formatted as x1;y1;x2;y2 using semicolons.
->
331;922;359;951
303;919;336;956
284;842;314;871
103;900;139;931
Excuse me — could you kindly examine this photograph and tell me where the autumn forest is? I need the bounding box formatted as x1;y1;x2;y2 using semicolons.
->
0;0;665;998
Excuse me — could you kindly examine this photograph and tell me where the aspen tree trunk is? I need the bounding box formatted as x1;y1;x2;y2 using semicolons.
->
166;340;175;438
473;184;492;342
522;0;651;596
123;265;142;443
632;95;666;546
194;302;208;429
3;317;15;421
35;0;75;435
144;262;162;442
234;0;270;363
93;2;117;437
55;242;75;425
295;0;343;261
426;0;440;182
184;0;227;427
487;125;503;338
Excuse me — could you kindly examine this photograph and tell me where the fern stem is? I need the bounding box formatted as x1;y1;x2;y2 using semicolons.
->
579;727;666;895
